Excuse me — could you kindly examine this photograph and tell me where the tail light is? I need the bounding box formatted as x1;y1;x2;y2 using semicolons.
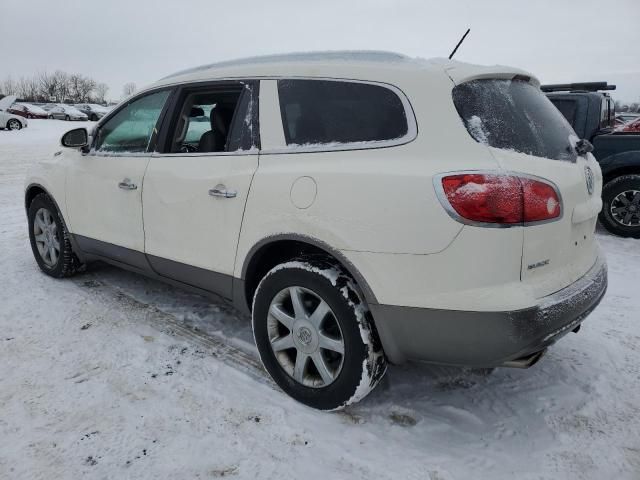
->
437;172;561;226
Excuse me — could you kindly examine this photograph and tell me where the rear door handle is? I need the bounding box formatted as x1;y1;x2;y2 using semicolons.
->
209;185;237;198
118;179;137;190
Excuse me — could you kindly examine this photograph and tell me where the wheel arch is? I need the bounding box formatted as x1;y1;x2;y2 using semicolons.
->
236;234;378;314
602;164;640;185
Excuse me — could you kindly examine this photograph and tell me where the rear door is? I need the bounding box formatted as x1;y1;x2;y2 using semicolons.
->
142;81;259;298
452;78;602;298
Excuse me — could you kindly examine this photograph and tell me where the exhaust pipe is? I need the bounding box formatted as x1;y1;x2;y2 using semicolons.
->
501;349;546;369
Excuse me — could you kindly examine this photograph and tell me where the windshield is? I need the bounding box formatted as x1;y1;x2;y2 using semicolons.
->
452;78;578;162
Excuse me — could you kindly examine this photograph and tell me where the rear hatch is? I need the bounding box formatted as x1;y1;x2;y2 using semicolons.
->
451;76;602;298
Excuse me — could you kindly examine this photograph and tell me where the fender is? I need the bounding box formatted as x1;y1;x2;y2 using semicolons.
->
235;233;379;315
598;150;640;180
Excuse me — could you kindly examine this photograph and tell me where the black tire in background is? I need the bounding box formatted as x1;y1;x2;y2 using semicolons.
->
27;193;82;277
65;115;70;121
90;114;98;121
7;119;21;130
252;258;386;411
599;174;640;239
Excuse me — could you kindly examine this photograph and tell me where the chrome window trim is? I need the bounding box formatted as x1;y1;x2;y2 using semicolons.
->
432;170;564;229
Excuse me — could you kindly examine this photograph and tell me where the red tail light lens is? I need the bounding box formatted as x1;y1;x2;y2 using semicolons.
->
439;173;561;225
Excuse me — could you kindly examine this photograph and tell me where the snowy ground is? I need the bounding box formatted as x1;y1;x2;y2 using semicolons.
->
1;120;639;480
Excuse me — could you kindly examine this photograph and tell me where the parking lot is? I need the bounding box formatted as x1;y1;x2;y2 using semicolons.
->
1;120;639;479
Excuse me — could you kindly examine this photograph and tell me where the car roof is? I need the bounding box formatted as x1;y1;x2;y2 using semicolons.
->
148;50;536;91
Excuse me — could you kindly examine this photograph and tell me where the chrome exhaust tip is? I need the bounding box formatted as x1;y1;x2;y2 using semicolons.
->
501;349;546;369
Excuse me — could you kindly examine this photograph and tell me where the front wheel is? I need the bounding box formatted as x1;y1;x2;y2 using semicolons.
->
65;115;70;121
28;193;82;277
252;259;386;410
7;119;21;130
599;174;640;238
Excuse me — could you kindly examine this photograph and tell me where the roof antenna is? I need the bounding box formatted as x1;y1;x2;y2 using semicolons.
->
448;28;471;60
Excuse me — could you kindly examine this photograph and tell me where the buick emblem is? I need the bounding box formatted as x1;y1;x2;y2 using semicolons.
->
585;166;594;196
297;327;313;345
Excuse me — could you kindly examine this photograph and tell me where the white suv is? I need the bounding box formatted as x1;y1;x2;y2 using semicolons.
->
25;52;607;410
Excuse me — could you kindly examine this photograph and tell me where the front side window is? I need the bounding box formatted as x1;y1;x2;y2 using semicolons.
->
94;90;170;154
165;82;256;153
453;79;578;162
277;79;408;146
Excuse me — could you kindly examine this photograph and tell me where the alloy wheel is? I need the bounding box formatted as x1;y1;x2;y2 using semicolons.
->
33;208;60;267
267;286;345;388
610;190;640;227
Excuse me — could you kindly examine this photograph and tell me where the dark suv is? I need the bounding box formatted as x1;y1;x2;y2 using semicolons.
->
545;82;640;238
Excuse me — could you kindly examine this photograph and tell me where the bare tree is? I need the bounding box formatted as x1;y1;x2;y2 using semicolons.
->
94;83;109;103
122;82;137;98
2;76;18;96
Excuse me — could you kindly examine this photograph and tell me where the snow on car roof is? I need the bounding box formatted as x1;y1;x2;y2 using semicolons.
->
152;50;536;91
161;50;412;80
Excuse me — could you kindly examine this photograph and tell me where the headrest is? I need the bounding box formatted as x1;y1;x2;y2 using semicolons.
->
210;106;234;136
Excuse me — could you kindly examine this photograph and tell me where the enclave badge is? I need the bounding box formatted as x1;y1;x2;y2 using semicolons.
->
585;166;594;196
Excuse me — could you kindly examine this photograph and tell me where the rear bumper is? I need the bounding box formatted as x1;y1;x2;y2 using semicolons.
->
370;253;608;366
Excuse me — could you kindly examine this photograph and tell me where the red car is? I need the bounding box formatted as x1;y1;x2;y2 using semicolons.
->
616;117;640;133
8;103;48;119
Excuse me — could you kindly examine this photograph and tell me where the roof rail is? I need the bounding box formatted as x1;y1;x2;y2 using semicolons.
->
541;82;616;93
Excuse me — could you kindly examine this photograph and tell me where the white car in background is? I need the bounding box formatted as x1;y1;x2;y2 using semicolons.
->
0;96;28;130
24;52;608;410
47;105;88;121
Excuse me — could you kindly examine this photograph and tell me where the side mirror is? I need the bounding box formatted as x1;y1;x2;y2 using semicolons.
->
61;128;88;148
575;138;594;156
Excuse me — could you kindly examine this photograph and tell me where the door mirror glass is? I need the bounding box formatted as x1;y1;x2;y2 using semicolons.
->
61;128;88;148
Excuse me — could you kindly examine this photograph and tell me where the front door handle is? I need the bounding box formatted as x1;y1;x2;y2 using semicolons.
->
118;179;137;190
209;185;237;198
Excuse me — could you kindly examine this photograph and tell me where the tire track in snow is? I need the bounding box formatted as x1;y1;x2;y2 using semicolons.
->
70;275;275;390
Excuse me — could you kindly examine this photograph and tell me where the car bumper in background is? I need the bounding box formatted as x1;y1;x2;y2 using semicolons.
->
370;253;608;366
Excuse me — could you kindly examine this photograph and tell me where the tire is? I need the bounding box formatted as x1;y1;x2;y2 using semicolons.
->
252;258;386;410
599;174;640;238
7;119;21;130
65;115;70;121
27;193;82;278
90;114;98;121
48;115;53;120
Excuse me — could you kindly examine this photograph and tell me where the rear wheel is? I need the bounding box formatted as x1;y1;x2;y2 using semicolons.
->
65;115;70;121
252;259;386;410
7;119;21;130
28;193;82;277
90;114;98;121
600;174;640;238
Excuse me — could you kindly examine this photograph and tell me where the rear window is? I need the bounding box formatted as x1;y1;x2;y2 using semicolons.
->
277;79;408;146
453;79;577;161
550;99;578;128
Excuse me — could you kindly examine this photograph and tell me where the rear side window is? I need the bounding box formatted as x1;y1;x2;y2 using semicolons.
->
453;79;577;162
277;79;408;146
550;99;578;128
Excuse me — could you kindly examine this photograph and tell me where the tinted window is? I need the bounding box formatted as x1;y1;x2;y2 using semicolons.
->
95;90;170;153
453;79;577;161
277;80;408;145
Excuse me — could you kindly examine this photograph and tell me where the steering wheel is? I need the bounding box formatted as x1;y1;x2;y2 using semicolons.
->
180;144;198;153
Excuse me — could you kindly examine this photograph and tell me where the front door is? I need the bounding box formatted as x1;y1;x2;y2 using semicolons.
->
142;81;259;297
65;89;172;268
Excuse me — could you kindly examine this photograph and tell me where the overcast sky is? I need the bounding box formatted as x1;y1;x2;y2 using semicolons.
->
1;0;639;102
